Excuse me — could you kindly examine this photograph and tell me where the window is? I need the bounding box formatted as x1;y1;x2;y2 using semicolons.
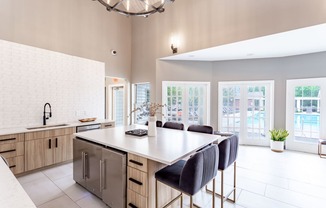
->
286;78;326;153
162;81;210;127
132;83;150;124
218;81;274;146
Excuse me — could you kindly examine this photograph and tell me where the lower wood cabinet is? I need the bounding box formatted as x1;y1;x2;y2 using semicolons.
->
0;133;25;174
25;127;74;171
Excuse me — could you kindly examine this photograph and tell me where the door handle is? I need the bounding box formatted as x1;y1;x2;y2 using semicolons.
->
100;160;102;192
82;152;85;179
55;138;58;148
48;139;51;149
84;153;88;178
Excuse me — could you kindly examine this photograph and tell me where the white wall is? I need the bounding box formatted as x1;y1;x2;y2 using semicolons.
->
0;39;105;128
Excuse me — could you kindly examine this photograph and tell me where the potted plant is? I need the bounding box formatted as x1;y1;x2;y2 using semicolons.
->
130;102;165;136
269;129;289;152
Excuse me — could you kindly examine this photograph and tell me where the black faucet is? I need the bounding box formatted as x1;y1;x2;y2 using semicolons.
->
43;103;52;125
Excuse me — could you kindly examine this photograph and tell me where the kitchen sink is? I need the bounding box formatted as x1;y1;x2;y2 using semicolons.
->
26;123;70;130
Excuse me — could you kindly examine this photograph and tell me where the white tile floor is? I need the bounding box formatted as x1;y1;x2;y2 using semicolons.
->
18;146;326;208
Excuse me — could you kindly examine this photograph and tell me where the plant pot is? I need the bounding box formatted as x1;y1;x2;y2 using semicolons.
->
270;140;284;152
147;116;157;137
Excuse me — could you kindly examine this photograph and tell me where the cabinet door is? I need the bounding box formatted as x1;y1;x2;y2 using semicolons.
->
102;148;126;208
25;139;44;171
44;138;54;166
54;136;68;164
73;139;88;187
86;142;102;198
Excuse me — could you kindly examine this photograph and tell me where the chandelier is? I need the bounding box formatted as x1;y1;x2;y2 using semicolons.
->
95;0;175;17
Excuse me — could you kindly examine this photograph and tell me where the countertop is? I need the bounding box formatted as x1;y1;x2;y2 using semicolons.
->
0;119;114;136
74;125;221;165
0;158;36;208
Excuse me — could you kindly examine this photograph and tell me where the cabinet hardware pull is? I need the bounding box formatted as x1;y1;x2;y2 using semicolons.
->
104;124;112;127
103;160;106;190
0;149;16;154
128;203;138;208
9;165;16;168
0;138;16;142
55;138;58;148
49;139;51;149
84;153;88;178
129;178;143;186
129;159;143;166
100;160;103;192
82;152;85;179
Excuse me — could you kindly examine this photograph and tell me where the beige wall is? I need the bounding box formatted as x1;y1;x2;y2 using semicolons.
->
132;0;326;92
0;0;131;79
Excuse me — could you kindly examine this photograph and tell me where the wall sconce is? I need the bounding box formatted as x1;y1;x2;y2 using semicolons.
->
170;36;179;54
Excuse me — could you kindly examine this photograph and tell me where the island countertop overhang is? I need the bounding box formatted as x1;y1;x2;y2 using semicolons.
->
74;125;221;165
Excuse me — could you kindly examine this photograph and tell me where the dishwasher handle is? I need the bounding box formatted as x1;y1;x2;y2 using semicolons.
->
100;159;106;192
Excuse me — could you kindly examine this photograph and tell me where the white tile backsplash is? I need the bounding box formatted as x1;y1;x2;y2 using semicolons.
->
0;39;105;128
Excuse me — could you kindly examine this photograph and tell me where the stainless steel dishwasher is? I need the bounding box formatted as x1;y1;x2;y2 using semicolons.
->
73;138;126;208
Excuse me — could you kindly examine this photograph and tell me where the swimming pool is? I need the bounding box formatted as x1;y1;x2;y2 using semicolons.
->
294;113;320;127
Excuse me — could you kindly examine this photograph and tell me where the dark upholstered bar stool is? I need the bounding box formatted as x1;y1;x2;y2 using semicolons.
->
206;134;239;208
187;124;213;134
155;144;219;208
145;120;163;127
318;139;326;158
162;121;184;130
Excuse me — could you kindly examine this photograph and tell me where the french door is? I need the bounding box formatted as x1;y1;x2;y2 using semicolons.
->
286;78;326;153
218;81;274;146
162;81;210;128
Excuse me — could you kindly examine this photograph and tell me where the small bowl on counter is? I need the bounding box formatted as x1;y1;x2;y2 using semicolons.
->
78;117;97;123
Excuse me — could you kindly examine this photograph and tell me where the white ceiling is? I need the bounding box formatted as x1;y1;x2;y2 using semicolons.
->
161;23;326;61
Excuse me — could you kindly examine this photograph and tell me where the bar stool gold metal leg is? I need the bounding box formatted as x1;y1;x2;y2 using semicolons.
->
156;179;158;208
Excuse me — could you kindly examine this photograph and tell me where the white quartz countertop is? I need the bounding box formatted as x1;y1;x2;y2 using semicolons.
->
74;125;221;165
0;119;114;136
0;158;36;208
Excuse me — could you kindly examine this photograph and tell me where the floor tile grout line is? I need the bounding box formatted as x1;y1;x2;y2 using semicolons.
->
265;183;326;204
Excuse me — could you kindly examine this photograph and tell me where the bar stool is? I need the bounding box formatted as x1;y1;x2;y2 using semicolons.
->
155;144;219;208
187;124;213;134
163;121;184;130
318;139;326;158
206;134;239;208
145;120;163;127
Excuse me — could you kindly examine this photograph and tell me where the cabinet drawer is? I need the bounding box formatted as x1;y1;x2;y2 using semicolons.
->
128;167;148;197
0;134;24;144
25;127;75;141
7;156;24;174
128;153;148;172
0;142;24;158
127;189;147;208
101;122;115;129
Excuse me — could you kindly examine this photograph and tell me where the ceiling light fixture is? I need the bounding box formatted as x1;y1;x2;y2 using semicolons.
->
94;0;175;17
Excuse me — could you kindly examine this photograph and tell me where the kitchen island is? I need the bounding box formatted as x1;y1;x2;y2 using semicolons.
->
0;157;36;208
74;124;221;208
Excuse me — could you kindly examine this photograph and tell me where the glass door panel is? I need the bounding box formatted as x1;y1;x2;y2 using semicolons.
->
219;81;273;146
286;78;326;153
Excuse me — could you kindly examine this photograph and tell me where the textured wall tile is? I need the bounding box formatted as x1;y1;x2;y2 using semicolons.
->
0;39;105;128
